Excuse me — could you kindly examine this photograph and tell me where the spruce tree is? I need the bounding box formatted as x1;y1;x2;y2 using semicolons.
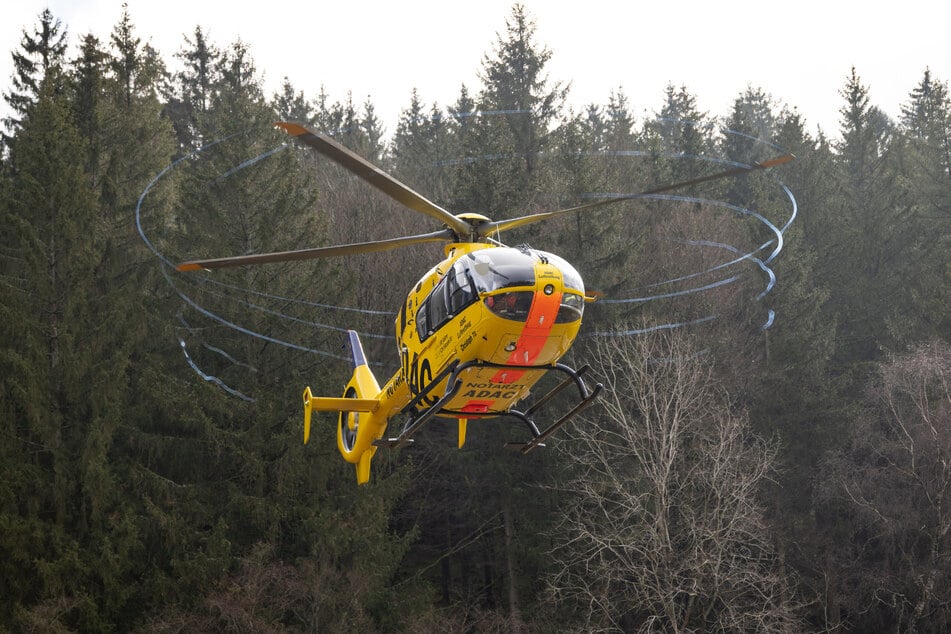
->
392;88;452;205
165;25;220;149
454;3;568;219
155;34;417;629
831;68;910;371
69;34;107;177
895;69;951;343
2;9;69;137
272;76;312;122
0;68;110;629
647;83;715;176
479;3;566;177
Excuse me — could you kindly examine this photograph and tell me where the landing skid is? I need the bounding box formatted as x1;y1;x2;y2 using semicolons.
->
373;360;462;449
500;365;603;454
373;360;602;452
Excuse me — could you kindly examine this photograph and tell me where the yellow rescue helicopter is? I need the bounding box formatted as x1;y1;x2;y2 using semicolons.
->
177;122;793;484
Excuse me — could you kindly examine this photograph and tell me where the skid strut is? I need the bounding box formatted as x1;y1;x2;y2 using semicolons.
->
374;360;602;453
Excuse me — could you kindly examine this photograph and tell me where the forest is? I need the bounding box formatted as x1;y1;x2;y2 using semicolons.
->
1;3;950;632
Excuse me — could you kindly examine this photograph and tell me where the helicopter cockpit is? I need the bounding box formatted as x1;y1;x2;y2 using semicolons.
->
472;248;586;325
415;248;586;342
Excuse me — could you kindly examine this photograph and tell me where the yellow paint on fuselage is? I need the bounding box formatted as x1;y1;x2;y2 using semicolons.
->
304;241;587;483
395;242;584;417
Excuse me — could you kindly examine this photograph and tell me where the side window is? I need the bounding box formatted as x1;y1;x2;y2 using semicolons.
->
428;281;449;333
416;280;448;342
447;262;476;314
416;262;476;342
415;301;429;341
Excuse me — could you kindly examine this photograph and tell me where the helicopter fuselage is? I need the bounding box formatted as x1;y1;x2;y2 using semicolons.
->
303;241;591;482
407;240;586;400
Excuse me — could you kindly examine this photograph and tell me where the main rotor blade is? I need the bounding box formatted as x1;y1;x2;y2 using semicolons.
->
276;122;470;237
176;228;455;272
640;152;795;195
480;153;796;236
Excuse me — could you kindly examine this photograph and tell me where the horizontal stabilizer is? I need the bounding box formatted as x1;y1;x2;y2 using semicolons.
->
307;396;380;413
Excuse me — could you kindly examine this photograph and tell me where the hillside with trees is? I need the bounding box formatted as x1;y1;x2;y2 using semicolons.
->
1;4;949;632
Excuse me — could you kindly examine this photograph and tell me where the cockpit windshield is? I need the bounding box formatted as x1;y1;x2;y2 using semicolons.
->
466;248;536;293
464;247;585;294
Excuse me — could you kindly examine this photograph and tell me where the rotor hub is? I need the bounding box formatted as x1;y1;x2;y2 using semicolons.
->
453;213;492;242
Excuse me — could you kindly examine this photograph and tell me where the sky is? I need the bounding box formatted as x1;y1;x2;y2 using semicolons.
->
2;0;948;140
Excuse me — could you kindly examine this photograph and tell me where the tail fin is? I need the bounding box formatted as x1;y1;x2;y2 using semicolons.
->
342;330;380;406
346;330;369;369
340;331;382;484
302;330;383;484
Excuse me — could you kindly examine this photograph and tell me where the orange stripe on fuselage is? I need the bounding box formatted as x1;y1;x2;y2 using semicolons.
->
490;287;562;384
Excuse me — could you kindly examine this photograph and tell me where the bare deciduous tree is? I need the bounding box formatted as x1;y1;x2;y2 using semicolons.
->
547;329;798;632
817;340;951;633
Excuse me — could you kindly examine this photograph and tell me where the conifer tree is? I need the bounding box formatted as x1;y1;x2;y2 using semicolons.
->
895;69;951;343
448;83;477;143
721;86;781;204
2;9;69;137
646;83;715;180
735;109;846;620
604;89;637;149
545;89;647;307
165;25;220;148
272;76;312;122
479;3;566;176
717;88;795;337
0;68;111;629
455;3;567;219
392;88;452;204
69;34;107;176
831;68;910;370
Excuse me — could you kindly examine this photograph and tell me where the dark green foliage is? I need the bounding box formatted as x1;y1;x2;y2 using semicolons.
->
272;77;312;123
164;26;220;149
893;69;951;345
1;69;116;630
1;3;950;632
2;8;69;142
828;71;906;368
391;88;453;202
479;4;567;177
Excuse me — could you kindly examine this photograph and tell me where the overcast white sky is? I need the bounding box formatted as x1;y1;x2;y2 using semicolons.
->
3;1;947;140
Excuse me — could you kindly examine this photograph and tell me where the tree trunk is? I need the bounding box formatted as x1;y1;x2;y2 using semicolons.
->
502;500;521;630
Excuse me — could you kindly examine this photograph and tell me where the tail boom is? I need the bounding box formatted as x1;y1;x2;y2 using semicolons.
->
302;331;411;484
